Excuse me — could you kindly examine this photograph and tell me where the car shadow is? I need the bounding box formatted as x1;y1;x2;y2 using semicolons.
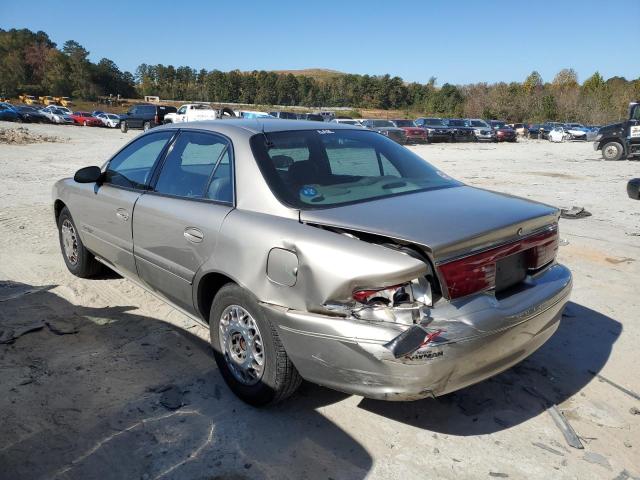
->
357;301;621;436
0;281;372;480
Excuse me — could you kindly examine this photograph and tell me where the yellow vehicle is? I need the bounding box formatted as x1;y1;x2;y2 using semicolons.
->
18;94;39;105
39;95;57;106
55;96;73;107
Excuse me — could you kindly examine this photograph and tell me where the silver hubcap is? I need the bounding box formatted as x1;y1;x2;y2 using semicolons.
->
61;219;78;265
219;305;265;385
604;145;618;158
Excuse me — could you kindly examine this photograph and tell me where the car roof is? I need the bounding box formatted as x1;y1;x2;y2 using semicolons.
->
154;118;358;135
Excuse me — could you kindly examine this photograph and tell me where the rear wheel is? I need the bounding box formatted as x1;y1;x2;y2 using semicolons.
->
210;283;301;406
57;207;102;278
602;141;624;161
120;121;128;133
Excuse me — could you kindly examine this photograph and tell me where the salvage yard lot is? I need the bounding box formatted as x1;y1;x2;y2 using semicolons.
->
0;121;638;480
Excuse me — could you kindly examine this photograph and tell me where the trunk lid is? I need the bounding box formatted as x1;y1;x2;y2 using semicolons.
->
299;185;559;262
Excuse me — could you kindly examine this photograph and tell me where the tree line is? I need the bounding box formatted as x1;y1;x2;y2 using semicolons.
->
2;28;639;124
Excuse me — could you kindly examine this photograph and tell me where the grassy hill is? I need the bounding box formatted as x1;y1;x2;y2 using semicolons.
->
271;68;346;81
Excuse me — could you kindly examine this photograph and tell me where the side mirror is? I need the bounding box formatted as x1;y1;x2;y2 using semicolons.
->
628;179;640;200
74;166;102;183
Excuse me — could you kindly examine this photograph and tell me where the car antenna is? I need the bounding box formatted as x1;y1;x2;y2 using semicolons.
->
261;122;274;149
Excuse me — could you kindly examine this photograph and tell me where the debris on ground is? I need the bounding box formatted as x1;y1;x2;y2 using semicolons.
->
0;127;66;145
159;385;184;410
588;370;640;402
630;407;640;415
582;451;611;470
548;405;584;449
532;442;565;456
0;320;45;344
560;206;592;219
45;319;79;335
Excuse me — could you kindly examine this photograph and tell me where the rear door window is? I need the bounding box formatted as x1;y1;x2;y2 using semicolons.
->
154;131;232;201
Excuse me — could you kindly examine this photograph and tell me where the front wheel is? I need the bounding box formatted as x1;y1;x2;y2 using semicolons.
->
57;207;102;278
120;121;128;133
210;283;301;406
602;141;624;161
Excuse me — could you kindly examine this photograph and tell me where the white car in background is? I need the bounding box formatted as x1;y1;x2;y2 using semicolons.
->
41;105;73;116
39;106;74;124
163;103;220;123
95;113;121;128
330;118;364;127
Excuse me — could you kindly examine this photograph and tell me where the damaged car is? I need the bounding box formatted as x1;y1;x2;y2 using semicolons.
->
53;119;572;406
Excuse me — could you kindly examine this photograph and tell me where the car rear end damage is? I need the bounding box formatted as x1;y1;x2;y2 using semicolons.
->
265;244;571;400
261;188;570;400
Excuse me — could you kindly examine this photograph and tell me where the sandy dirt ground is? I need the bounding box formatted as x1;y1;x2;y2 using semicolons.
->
0;121;638;480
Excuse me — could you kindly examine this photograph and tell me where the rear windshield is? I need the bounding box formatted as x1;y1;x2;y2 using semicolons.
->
250;129;460;209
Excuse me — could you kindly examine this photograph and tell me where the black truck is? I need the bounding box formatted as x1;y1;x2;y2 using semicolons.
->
594;101;640;161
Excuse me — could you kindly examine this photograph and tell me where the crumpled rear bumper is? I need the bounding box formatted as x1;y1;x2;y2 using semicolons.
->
262;263;572;401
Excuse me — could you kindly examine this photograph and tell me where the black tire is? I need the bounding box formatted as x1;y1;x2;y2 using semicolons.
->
209;283;302;406
120;121;128;133
143;121;151;132
602;141;624;161
57;207;102;278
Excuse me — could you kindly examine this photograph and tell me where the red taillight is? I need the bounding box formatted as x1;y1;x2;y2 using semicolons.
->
154;114;159;124
438;227;558;299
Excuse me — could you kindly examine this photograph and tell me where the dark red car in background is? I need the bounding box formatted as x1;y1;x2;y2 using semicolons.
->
390;119;428;144
69;111;102;127
490;120;517;142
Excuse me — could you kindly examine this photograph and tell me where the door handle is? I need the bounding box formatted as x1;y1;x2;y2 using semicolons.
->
115;208;129;221
184;227;204;243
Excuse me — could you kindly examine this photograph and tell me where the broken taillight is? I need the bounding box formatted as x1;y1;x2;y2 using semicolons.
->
438;226;558;300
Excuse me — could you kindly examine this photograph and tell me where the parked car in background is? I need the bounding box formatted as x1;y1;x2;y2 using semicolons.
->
164;104;220;123
445;119;475;142
548;126;569;143
95;113;121;128
361;119;407;144
269;111;299;120
415;117;453;142
490;121;517;142
297;113;324;121
53;119;571;406
330;118;364;127
70;111;103;127
0;102;20;122
526;123;543;139
239;111;274;119
564;124;589;141
14;105;51;123
41;105;73;117
389;119;428;144
40;107;74;124
467;119;495;142
508;123;527;136
120;104;178;132
91;110;106;117
314;111;335;122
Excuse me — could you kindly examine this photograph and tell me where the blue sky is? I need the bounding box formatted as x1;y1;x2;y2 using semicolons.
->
1;0;638;85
